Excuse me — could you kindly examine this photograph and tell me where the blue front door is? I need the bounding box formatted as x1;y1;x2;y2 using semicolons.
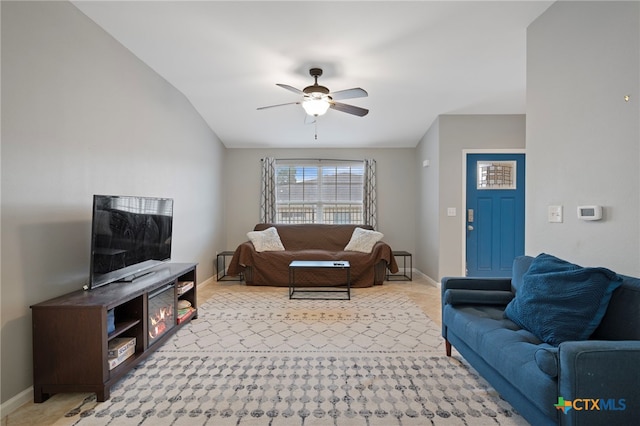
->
466;153;525;277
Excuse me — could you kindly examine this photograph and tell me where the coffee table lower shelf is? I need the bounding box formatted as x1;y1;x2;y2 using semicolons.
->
288;260;351;300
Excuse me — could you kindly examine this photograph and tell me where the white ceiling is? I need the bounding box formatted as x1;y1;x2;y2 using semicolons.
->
72;1;553;149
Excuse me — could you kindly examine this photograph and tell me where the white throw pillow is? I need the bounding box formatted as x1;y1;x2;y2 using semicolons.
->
247;227;285;252
344;227;384;253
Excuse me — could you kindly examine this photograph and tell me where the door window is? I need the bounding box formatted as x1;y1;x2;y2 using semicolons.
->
477;161;517;190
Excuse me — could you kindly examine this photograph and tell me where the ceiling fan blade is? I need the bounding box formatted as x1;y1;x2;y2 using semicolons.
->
330;87;368;101
330;101;369;117
257;101;300;110
276;83;304;95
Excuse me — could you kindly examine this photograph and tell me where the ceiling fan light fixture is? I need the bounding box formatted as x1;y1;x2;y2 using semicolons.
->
259;68;369;118
302;96;330;116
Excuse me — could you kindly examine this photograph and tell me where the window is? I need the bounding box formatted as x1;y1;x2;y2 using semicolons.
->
275;160;364;224
477;161;517;190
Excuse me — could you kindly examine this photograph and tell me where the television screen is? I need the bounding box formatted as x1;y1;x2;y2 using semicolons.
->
89;195;173;289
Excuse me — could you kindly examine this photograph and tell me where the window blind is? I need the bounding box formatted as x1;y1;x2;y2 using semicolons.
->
275;159;365;224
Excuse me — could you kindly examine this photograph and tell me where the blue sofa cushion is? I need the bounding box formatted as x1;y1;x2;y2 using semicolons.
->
534;345;559;377
511;255;534;292
443;304;559;419
444;289;514;306
505;253;622;346
591;274;640;340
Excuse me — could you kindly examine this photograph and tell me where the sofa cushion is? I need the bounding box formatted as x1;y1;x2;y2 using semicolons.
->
344;227;384;253
444;289;514;306
534;345;559;378
254;223;373;251
443;304;558;419
505;253;622;346
511;255;534;292
591;274;640;340
246;227;285;252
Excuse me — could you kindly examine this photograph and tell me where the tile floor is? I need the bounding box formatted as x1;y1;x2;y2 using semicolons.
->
1;273;442;426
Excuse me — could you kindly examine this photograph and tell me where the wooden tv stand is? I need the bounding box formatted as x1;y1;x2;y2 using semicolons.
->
30;262;197;402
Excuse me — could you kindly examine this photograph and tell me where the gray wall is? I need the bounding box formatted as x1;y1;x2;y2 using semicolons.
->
415;115;526;281
415;119;440;281
526;1;640;274
224;148;417;255
1;1;226;405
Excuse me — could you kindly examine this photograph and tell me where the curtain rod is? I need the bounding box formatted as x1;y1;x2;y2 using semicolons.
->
261;158;374;163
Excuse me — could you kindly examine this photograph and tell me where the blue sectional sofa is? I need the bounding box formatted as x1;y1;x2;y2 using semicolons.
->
441;254;640;425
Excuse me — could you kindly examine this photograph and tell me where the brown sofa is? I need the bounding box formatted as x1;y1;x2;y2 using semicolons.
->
227;223;399;288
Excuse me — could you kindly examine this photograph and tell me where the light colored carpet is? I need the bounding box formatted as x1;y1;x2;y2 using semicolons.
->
55;291;527;425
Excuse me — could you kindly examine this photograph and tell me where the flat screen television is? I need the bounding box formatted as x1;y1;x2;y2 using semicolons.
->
89;195;173;289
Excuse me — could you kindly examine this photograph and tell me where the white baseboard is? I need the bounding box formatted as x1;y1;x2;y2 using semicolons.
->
388;268;440;287
197;275;215;289
411;269;440;287
1;386;32;419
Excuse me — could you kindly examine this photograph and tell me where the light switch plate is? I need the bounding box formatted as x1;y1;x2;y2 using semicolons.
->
447;207;457;217
548;205;563;223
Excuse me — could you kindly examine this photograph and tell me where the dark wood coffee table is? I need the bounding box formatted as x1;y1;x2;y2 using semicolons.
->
288;260;351;300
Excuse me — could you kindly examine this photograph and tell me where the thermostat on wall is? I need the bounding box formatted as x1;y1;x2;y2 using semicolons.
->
577;205;602;221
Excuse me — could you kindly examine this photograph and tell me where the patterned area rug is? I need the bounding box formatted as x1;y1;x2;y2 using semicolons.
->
56;291;527;425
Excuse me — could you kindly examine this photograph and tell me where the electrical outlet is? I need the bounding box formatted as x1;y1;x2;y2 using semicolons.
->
548;205;563;223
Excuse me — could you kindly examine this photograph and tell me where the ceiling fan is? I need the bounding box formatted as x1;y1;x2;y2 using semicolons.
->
258;68;369;117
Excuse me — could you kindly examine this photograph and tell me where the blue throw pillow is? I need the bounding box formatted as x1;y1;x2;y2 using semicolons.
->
511;255;534;292
504;253;622;346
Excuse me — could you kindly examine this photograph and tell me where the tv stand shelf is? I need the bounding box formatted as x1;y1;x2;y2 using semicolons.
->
30;262;197;403
109;319;140;340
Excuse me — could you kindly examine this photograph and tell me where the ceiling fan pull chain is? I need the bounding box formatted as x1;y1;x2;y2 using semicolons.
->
315;121;318;140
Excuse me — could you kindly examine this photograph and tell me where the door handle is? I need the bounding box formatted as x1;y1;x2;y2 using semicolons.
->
468;225;474;231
